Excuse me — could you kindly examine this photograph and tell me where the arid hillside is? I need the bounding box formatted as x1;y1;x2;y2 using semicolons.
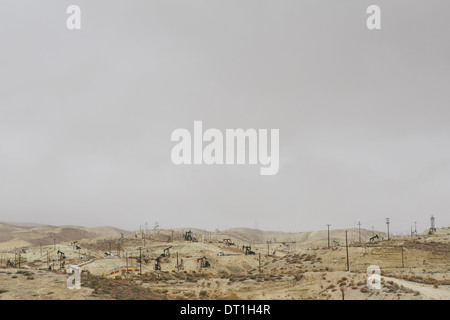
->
0;223;449;300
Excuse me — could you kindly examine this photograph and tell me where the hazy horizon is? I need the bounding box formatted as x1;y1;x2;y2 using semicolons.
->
0;219;437;237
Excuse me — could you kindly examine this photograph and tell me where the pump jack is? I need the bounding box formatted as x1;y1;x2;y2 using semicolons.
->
57;250;66;268
161;246;172;257
154;256;161;270
223;239;235;246
183;230;197;242
198;256;210;268
243;246;255;255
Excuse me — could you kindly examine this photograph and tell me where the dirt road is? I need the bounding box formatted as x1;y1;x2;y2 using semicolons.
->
382;276;450;300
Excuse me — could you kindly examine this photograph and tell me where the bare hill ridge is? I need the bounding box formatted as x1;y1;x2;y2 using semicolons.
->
0;222;133;251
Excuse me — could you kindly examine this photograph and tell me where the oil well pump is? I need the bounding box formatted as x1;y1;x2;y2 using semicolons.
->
198;256;210;268
154;256;161;270
161;246;172;257
183;230;197;242
243;246;255;255
57;250;66;268
223;238;235;246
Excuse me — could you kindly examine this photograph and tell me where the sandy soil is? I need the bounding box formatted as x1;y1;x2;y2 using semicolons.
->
1;224;449;300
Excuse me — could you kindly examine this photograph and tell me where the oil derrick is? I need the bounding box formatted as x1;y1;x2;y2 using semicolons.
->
429;215;436;235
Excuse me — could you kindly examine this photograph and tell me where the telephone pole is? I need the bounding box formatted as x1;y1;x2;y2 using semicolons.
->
358;221;361;243
430;215;436;234
326;224;331;248
345;231;349;271
139;247;142;276
401;246;404;268
259;253;261;273
385;218;390;240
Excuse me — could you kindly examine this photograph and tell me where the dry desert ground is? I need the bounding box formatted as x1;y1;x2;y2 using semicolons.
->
0;222;449;300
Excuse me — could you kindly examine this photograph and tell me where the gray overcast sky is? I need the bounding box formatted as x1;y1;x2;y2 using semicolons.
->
0;1;449;234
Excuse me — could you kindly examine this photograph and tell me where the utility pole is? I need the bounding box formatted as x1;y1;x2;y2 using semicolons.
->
259;253;261;273
345;231;349;271
177;252;179;272
372;226;374;237
126;252;128;276
139;247;142;276
326;224;331;248
401;246;404;268
414;221;417;235
430;215;436;234
358;222;361;243
386;218;390;240
40;243;42;256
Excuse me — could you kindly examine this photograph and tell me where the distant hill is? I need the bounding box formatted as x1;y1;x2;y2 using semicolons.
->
0;221;391;251
223;227;387;246
0;222;133;251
